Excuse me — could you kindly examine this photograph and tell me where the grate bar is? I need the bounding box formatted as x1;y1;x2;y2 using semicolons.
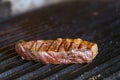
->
43;64;83;80
16;64;56;80
0;52;17;62
0;48;15;57
0;59;27;73
0;55;19;67
0;21;51;43
95;62;120;80
105;71;120;80
74;55;120;80
31;64;69;80
0;20;27;36
99;62;120;78
0;62;33;79
0;17;52;37
5;63;44;80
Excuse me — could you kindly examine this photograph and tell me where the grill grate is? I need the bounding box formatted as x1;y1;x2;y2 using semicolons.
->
0;0;120;80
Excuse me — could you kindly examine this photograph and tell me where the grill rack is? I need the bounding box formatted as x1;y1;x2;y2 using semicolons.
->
0;0;120;80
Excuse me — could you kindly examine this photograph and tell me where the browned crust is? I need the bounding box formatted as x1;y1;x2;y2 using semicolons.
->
48;38;62;51
91;43;98;59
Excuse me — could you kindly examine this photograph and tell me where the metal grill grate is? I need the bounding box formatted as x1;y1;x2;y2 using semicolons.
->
0;0;120;80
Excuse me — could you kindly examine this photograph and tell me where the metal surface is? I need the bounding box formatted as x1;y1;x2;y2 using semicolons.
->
0;0;120;80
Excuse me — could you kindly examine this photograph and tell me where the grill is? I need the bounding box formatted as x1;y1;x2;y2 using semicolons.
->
0;0;120;80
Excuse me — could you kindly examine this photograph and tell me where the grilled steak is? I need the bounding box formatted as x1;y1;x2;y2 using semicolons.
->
15;38;98;64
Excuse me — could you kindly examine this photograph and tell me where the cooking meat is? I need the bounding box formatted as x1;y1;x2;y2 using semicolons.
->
15;38;98;64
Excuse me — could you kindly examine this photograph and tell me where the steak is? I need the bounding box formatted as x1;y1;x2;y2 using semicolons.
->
15;38;98;64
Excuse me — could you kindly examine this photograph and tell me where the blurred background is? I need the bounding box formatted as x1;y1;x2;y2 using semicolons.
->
0;0;69;21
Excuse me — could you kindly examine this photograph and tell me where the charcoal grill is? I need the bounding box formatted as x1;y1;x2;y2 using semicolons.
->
0;0;120;80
